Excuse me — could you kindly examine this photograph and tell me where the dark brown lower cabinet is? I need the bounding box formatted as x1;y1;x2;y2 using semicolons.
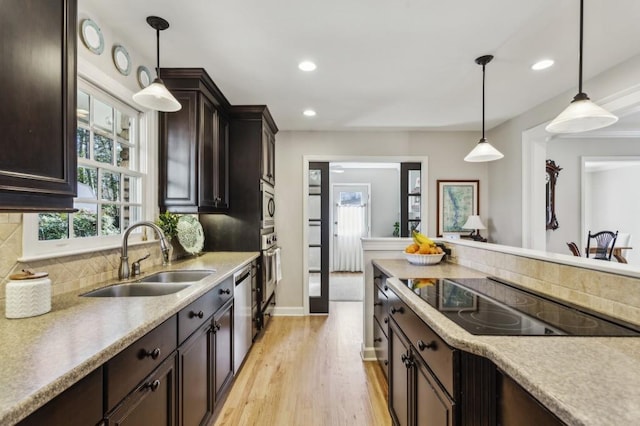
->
105;353;177;426
496;370;564;426
17;367;103;426
389;318;454;426
213;299;234;406
179;321;213;426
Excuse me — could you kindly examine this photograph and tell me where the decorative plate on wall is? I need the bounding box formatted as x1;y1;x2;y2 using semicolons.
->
80;19;104;55
137;66;152;89
176;215;205;255
112;44;131;76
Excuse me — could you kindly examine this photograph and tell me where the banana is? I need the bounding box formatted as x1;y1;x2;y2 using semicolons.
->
412;230;435;246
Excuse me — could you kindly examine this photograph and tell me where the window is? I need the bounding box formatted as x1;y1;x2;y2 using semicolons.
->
22;78;151;259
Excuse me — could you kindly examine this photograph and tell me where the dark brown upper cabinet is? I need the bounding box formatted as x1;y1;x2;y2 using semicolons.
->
159;68;230;213
230;105;278;187
0;0;77;212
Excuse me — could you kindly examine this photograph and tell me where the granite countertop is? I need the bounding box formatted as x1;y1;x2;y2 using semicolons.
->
373;259;640;426
0;251;258;425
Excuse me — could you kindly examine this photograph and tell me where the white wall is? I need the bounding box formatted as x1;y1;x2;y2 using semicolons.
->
274;130;489;310
544;139;640;256
331;167;399;237
487;53;640;249
587;165;640;265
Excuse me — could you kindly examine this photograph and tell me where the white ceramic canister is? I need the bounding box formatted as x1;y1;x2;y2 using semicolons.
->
5;270;52;319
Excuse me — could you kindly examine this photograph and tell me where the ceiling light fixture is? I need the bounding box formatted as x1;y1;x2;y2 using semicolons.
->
545;0;617;133
132;16;182;112
298;61;317;72
303;109;316;117
531;59;554;71
464;55;504;163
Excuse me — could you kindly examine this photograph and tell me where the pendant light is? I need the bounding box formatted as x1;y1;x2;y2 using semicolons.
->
545;0;617;133
464;55;504;163
132;16;182;112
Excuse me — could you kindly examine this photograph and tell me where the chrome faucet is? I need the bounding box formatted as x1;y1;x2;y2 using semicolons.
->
119;221;171;280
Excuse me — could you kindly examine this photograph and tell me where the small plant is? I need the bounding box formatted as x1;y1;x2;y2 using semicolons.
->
393;221;400;237
156;211;179;240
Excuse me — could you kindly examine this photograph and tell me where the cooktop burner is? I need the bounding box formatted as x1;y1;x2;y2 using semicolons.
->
400;277;640;336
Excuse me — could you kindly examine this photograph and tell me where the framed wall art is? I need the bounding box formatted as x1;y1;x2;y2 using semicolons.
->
437;180;479;237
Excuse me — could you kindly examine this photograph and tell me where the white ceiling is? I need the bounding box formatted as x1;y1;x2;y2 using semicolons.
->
83;0;640;132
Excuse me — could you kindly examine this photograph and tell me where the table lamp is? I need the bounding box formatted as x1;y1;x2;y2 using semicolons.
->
462;215;487;242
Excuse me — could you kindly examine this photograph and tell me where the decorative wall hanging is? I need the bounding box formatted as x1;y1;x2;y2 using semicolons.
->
437;180;479;237
546;160;562;230
80;19;104;55
112;44;131;76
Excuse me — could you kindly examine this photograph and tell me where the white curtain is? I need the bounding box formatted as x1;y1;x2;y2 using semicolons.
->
334;205;366;271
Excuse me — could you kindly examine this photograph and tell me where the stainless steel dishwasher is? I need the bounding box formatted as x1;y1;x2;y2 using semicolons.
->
233;263;252;373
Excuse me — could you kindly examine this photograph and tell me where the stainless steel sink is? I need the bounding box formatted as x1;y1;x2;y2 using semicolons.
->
136;269;215;283
83;282;192;297
82;269;215;297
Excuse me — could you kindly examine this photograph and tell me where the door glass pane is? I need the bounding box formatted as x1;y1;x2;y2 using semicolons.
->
309;272;321;297
409;195;420;220
309;247;321;270
308;223;321;245
308;195;321;220
339;191;363;206
409;170;421;194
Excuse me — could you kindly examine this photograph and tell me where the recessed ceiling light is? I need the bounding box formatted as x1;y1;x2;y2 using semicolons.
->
531;59;554;71
298;61;317;72
303;109;316;117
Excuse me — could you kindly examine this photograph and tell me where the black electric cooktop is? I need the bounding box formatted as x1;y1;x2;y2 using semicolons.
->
400;277;640;336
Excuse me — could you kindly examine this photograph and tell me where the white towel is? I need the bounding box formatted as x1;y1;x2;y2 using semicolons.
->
275;247;282;283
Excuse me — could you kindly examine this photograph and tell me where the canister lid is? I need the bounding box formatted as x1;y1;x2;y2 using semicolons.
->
9;269;49;280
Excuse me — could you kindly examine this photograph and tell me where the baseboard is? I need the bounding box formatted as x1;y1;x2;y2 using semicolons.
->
273;306;305;316
361;344;377;361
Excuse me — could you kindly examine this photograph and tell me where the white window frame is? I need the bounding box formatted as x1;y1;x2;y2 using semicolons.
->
21;61;159;261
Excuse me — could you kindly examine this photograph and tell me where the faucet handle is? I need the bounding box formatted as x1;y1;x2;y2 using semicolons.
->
132;253;151;277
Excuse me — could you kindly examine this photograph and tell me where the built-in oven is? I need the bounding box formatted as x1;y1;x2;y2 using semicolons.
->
261;180;275;229
259;230;280;332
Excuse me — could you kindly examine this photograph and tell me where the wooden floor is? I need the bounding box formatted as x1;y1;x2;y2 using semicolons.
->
214;301;391;426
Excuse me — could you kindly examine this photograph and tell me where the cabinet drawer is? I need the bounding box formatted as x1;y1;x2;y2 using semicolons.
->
106;316;177;411
374;287;389;333
178;290;216;344
388;289;455;396
212;277;234;312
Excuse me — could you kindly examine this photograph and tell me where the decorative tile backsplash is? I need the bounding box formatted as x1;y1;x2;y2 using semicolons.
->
0;214;166;301
447;242;640;325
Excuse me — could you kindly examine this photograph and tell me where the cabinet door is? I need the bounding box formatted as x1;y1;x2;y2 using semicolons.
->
0;0;77;211
261;125;275;185
388;318;411;426
213;299;234;406
178;321;213;426
106;354;177;426
199;95;219;210
160;91;198;211
373;317;389;381
18;367;102;426
413;348;455;426
215;113;230;209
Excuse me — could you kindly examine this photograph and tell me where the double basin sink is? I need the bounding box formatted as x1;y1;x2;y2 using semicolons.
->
82;270;215;297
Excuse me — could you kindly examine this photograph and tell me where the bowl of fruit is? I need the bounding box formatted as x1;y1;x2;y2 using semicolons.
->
404;231;445;265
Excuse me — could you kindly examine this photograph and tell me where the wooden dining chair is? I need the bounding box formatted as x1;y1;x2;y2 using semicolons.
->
586;230;618;261
566;242;581;257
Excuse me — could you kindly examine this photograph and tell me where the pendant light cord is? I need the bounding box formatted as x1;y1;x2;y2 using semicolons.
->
482;62;486;140
156;28;161;78
578;0;584;95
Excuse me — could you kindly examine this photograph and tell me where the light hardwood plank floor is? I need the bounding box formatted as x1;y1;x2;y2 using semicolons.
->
214;301;391;426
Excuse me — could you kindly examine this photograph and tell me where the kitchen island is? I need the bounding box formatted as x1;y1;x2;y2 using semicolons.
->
0;251;258;425
373;258;640;426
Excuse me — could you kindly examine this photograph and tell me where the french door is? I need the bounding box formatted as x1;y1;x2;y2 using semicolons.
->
308;162;329;313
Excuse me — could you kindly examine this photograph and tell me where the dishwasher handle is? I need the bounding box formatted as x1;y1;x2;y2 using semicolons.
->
234;265;252;286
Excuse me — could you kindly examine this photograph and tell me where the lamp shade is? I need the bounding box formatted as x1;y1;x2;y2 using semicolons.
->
132;78;182;112
545;97;618;134
464;139;504;162
462;215;486;230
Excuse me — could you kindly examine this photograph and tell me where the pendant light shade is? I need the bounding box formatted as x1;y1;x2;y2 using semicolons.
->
132;16;182;112
465;55;504;163
545;0;617;134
